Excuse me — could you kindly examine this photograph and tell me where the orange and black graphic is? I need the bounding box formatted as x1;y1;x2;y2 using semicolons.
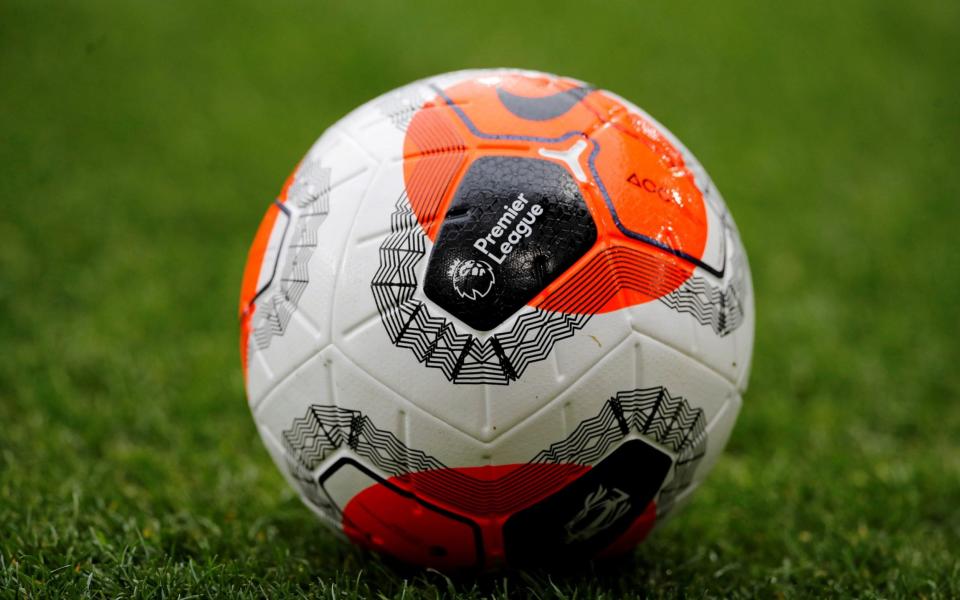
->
282;386;707;570
373;72;744;384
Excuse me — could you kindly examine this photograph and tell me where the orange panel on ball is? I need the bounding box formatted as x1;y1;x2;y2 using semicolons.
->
402;72;710;315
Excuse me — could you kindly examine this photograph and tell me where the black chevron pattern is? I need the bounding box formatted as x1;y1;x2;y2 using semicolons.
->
658;259;746;337
252;161;331;352
372;192;591;384
377;87;424;132
281;386;707;519
371;182;744;384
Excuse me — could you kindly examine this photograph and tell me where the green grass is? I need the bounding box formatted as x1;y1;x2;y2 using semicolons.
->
2;0;959;597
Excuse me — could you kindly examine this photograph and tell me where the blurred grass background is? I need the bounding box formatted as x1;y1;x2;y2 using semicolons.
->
1;0;958;597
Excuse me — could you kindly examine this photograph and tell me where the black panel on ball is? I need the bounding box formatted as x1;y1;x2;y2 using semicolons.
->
502;439;672;565
423;156;597;331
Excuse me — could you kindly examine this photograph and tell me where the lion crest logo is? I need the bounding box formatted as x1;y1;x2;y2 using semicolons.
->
563;485;632;544
451;259;495;301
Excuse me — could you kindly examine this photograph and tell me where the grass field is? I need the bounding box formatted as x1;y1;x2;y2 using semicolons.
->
2;1;959;597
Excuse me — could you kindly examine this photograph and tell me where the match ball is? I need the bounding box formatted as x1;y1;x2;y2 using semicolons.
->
239;69;754;570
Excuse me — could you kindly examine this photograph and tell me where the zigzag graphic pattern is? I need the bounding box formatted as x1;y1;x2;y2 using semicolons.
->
281;386;707;519
372;192;590;384
658;253;746;337
606;387;707;513
377;88;424;132
252;161;331;351
371;190;743;384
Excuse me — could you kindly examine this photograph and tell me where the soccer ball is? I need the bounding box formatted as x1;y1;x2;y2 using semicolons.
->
239;69;754;570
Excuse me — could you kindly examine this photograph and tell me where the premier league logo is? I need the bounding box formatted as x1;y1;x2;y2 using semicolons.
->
451;259;495;301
